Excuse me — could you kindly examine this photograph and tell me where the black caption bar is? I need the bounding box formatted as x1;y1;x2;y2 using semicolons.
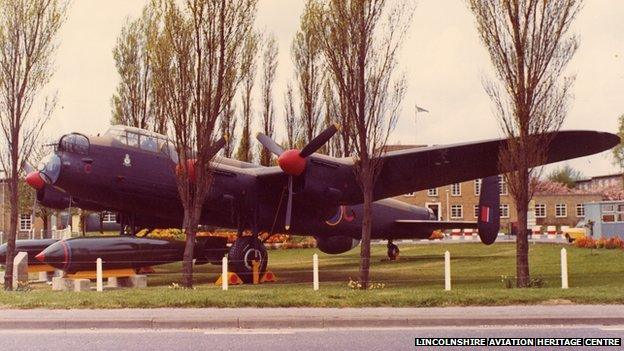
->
415;338;622;347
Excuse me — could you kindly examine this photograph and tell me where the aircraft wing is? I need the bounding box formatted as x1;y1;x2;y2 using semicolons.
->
366;130;619;202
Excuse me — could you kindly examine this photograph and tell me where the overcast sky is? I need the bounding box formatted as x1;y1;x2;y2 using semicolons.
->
44;0;623;178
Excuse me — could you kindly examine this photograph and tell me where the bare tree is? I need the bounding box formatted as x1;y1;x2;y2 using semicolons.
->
283;83;299;149
0;0;68;290
220;101;237;158
315;0;413;288
235;31;259;162
150;0;257;288
292;0;324;144
468;0;582;287
111;7;154;129
323;79;342;156
259;33;278;166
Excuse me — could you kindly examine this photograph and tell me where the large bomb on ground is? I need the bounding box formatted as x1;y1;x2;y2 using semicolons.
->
0;239;58;266
35;236;228;273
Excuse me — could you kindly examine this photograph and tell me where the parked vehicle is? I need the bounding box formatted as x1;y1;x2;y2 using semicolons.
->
563;221;588;243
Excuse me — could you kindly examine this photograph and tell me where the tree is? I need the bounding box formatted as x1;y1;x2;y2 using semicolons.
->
259;33;278;166
0;0;68;290
315;0;413;289
547;164;583;188
283;83;299;149
292;0;324;145
235;31;259;162
111;6;157;130
322;79;343;156
220;101;237;158
611;114;624;169
150;0;257;288
468;0;582;287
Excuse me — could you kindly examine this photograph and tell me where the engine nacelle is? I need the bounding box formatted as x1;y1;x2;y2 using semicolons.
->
316;236;360;254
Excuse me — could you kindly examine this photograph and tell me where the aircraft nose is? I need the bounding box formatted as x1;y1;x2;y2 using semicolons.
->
26;171;45;190
37;241;68;269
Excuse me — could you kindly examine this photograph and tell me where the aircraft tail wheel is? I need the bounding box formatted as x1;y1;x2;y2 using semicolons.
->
227;236;268;284
387;243;399;260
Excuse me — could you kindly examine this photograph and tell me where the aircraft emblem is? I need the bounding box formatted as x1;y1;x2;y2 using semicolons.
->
123;154;132;167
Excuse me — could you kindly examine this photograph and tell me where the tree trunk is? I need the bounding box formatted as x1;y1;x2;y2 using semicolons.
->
4;179;18;290
181;209;198;288
42;214;49;239
358;167;373;290
515;169;530;288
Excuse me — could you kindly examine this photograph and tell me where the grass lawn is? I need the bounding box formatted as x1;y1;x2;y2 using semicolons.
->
0;242;623;308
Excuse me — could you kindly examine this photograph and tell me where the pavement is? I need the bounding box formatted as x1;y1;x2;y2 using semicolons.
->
1;305;623;330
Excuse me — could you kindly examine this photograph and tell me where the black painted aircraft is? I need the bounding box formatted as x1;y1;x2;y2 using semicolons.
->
24;124;619;282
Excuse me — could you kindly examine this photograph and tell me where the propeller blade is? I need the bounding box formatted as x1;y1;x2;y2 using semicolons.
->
299;123;340;158
22;161;36;174
285;176;293;230
207;136;227;159
256;133;284;156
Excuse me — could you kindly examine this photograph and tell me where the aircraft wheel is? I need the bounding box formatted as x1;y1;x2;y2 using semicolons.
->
227;236;268;284
387;243;400;260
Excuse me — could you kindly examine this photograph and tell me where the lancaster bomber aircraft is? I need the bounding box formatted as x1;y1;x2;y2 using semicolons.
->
23;124;619;282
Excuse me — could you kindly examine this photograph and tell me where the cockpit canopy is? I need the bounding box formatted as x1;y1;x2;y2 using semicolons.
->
58;133;89;155
105;125;178;162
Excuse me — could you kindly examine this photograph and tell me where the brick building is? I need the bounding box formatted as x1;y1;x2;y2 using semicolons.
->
395;177;602;230
576;173;623;191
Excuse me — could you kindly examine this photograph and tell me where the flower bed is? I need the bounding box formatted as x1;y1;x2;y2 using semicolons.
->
574;236;624;250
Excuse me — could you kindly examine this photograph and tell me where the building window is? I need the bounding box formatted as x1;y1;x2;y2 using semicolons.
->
576;203;585;217
404;192;415;197
102;211;117;223
473;204;479;218
19;214;32;231
500;204;510;218
601;203;624;223
474;179;482;196
450;205;463;219
427;188;438;197
555;203;567;218
499;175;508;195
535;203;546;218
451;183;461;196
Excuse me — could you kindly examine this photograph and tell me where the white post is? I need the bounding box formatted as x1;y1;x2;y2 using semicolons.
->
561;248;568;289
313;253;319;291
40;229;43;239
222;256;228;291
444;251;451;291
96;258;103;292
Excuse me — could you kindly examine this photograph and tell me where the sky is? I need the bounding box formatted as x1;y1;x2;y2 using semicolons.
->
43;0;624;178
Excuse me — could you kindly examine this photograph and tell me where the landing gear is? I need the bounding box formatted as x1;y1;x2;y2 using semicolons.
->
387;240;399;260
227;236;268;284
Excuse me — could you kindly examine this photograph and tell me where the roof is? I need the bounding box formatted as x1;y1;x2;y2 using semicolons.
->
576;172;623;183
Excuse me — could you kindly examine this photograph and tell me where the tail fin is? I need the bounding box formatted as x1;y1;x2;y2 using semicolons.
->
477;176;501;245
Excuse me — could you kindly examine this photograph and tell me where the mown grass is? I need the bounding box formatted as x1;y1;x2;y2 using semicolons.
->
0;242;623;308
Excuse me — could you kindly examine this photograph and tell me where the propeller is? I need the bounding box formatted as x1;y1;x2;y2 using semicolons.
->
257;123;340;230
24;160;45;190
178;136;228;182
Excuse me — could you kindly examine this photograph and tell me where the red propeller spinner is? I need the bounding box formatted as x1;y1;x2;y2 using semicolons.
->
257;123;340;230
26;171;45;190
277;149;307;176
